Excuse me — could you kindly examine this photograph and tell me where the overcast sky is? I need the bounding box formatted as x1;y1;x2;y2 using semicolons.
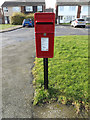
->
45;0;56;8
0;0;56;8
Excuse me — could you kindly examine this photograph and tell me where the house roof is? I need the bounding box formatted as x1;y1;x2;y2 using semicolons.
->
56;0;90;5
2;0;45;7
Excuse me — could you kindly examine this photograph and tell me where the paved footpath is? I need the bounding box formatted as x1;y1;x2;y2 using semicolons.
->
2;29;35;117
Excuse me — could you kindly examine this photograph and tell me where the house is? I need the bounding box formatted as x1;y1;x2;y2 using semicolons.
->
45;8;54;13
80;5;89;20
0;8;2;24
0;8;5;24
56;0;90;23
1;0;45;24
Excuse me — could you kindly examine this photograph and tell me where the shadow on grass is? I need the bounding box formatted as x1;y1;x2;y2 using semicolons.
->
48;87;61;100
36;87;61;105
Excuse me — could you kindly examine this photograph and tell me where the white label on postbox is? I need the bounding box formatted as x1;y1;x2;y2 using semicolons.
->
41;37;49;51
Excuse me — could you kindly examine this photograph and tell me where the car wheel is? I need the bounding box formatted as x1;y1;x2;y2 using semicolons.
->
83;25;85;28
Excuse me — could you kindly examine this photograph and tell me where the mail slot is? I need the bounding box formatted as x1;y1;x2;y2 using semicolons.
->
34;13;55;58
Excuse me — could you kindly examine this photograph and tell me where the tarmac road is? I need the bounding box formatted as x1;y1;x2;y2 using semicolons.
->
55;25;89;36
1;25;89;118
2;25;89;47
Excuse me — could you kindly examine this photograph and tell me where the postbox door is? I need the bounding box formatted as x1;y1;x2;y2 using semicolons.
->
35;33;54;58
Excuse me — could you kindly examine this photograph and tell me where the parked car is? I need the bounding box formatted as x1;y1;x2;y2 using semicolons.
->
22;18;34;27
71;18;86;28
86;17;90;23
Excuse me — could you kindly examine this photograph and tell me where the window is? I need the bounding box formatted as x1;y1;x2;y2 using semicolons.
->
3;7;8;12
37;6;42;12
60;6;64;11
60;16;63;20
68;16;72;21
66;16;72;21
13;7;20;12
25;19;31;22
82;16;87;20
83;6;88;11
78;19;85;21
72;16;75;19
86;17;90;21
66;16;69;20
26;6;33;12
4;16;9;24
69;6;76;11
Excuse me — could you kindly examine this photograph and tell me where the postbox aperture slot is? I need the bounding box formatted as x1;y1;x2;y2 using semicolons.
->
36;22;53;24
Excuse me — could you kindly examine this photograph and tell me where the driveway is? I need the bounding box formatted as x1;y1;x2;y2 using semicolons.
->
55;25;89;36
1;25;89;118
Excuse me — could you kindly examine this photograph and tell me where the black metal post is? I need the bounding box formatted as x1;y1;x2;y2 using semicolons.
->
43;58;48;89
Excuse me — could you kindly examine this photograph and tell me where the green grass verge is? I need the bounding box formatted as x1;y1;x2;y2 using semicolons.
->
86;23;90;25
32;35;88;109
0;24;18;30
59;23;70;25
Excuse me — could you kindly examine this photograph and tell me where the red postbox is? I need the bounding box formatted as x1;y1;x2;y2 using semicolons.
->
34;13;55;58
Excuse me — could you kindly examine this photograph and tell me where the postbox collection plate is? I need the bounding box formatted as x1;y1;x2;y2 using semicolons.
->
41;37;49;51
34;13;55;58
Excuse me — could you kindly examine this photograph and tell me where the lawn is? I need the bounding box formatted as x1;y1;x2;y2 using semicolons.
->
86;23;90;25
32;35;88;111
59;23;70;25
0;24;18;30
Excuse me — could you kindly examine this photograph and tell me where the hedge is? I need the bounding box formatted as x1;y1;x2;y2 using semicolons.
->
26;13;34;21
10;12;34;25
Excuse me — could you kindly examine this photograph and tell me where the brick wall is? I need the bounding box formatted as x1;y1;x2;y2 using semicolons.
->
0;8;5;24
21;6;25;13
0;8;2;18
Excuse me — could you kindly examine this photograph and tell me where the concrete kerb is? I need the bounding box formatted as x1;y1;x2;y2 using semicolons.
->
0;25;23;33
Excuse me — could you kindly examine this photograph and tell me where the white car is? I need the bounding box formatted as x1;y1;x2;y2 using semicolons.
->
71;18;86;28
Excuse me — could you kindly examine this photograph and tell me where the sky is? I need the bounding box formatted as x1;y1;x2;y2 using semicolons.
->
0;0;56;8
45;0;56;8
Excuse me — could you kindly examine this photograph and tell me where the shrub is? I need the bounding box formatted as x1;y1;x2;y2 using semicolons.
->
10;12;26;25
10;13;34;25
26;13;34;21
